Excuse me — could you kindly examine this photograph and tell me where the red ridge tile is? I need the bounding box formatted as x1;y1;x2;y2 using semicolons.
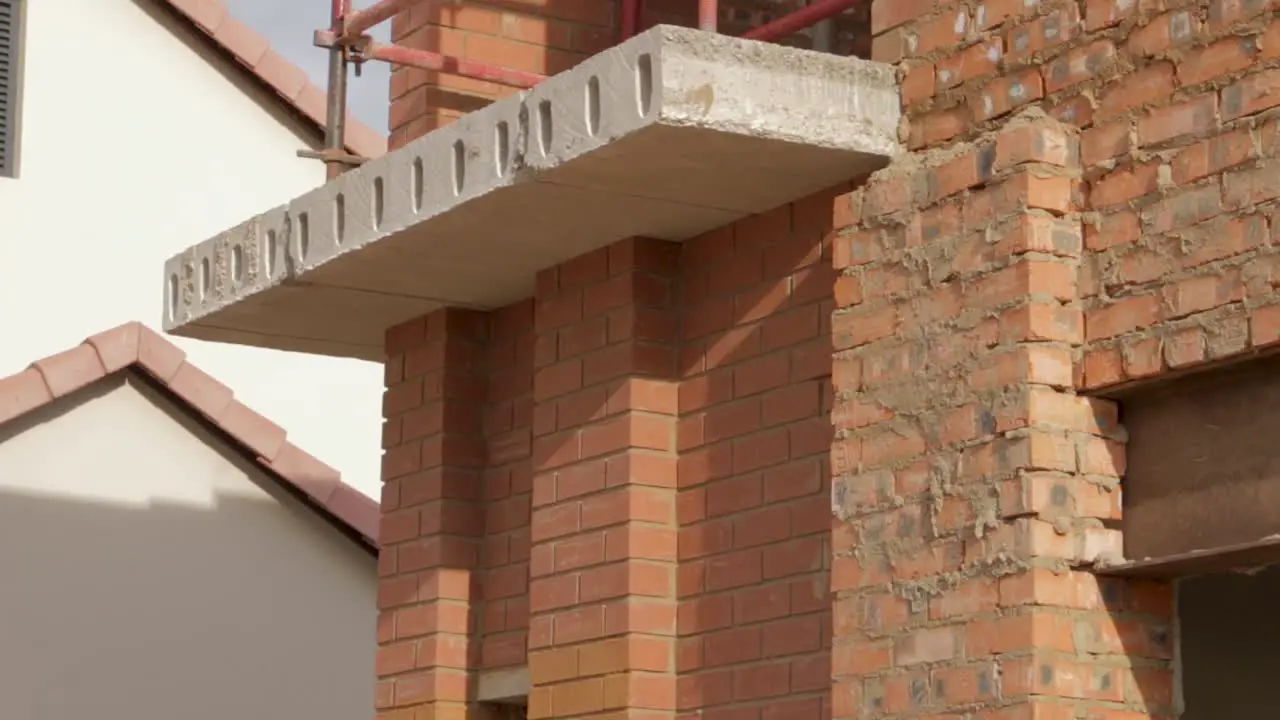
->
31;345;107;398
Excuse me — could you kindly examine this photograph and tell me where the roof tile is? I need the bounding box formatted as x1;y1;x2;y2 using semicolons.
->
167;0;227;34
86;322;142;373
267;441;342;503
167;361;235;423
0;369;52;426
137;324;186;381
294;84;329;128
326;483;380;542
31;345;107;398
214;15;271;68
0;323;377;548
254;49;310;103
220;399;288;461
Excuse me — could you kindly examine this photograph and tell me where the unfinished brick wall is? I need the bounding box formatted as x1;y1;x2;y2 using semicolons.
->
387;0;872;149
824;0;1280;718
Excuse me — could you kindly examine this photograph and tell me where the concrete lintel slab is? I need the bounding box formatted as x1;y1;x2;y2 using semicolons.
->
162;25;901;360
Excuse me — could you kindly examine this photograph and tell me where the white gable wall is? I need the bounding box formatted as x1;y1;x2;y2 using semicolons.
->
0;373;376;720
0;0;383;498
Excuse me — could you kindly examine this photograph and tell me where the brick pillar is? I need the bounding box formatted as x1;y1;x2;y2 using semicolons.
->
527;237;681;720
831;108;1175;718
674;190;848;720
385;1;876;150
378;309;491;720
388;1;618;149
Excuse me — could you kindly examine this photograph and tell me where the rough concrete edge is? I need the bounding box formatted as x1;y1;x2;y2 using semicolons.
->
475;666;530;703
162;24;902;334
652;25;901;156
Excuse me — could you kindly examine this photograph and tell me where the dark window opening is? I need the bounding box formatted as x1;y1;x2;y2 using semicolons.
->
1178;565;1280;719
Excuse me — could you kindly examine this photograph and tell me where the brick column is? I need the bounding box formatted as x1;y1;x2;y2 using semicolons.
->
673;189;848;720
378;309;491;720
831;115;1174;720
527;238;681;720
385;1;875;150
388;1;616;149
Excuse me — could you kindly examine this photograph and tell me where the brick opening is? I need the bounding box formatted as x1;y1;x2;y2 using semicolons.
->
1120;354;1280;566
1178;565;1280;718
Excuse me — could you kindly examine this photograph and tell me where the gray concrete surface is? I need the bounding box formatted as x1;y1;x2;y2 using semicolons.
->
162;25;901;360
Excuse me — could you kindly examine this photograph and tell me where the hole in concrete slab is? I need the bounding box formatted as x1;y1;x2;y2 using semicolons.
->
265;229;277;276
167;273;178;321
452;140;465;196
297;212;310;261
495;121;510;177
411;157;424;212
199;257;210;300
586;75;601;137
373;176;384;229
538;100;553;156
637;53;653;116
230;244;244;284
334;193;346;245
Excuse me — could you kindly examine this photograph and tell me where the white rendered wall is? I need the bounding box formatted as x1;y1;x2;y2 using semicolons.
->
0;375;376;720
0;0;383;497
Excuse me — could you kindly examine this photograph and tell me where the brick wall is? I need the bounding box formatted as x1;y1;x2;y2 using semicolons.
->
675;188;847;720
372;1;1280;719
387;0;872;149
825;0;1280;718
525;238;682;718
375;187;850;720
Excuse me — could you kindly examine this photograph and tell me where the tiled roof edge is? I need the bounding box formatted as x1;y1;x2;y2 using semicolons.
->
0;322;379;549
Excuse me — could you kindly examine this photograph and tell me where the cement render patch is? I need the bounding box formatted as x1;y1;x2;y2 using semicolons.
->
162;25;902;360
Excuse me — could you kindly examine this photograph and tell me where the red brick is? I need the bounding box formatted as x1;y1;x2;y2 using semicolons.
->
936;38;1003;90
1179;35;1258;87
972;69;1045;122
1207;0;1279;32
902;63;937;105
871;0;933;33
1081;121;1131;167
1004;7;1080;63
1099;63;1176;118
1221;68;1280;121
1128;9;1200;57
1089;162;1159;207
912;8;970;56
1171;128;1255;184
978;0;1039;29
1141;94;1218;147
1043;40;1116;93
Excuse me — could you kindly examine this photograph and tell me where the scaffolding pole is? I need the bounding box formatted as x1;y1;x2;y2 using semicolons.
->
621;0;642;39
741;0;860;42
305;0;863;174
320;0;351;179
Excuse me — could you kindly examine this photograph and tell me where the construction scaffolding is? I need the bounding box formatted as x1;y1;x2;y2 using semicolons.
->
303;0;864;177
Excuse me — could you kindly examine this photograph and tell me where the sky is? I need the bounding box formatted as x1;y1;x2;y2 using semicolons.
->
222;0;391;133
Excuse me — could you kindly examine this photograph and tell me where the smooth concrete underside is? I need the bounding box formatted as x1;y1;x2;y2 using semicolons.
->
162;26;900;360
